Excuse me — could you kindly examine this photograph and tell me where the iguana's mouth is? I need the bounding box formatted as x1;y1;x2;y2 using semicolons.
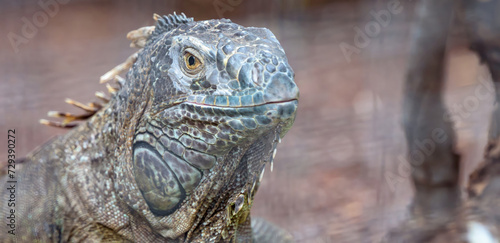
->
183;99;298;122
176;100;298;141
184;98;298;108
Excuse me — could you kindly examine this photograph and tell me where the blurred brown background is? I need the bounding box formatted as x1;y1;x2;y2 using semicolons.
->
0;0;493;242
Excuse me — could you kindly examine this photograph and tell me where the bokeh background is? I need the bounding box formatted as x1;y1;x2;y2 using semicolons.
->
0;0;493;242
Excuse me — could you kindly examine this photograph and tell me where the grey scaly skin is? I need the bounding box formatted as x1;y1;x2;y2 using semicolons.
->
0;13;298;242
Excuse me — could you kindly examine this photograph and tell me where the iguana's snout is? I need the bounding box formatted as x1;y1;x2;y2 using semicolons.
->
215;34;299;106
232;53;298;104
263;68;299;103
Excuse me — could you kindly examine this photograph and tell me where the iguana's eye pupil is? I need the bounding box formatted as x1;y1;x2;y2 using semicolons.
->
183;51;202;72
188;56;195;66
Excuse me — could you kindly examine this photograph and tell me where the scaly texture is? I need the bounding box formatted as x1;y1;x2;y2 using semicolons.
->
0;13;299;242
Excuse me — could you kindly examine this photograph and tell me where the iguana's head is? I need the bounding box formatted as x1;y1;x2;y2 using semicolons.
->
117;13;298;241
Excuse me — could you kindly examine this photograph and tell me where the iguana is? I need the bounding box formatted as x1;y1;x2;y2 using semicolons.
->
1;13;299;242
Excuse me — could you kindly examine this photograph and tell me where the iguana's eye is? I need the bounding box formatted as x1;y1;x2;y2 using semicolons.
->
183;49;203;74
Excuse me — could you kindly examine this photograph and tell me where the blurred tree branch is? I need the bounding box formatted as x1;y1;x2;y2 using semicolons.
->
401;0;460;220
386;0;460;241
386;0;500;241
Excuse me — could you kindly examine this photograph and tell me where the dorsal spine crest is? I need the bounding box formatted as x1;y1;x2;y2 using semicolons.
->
151;12;194;38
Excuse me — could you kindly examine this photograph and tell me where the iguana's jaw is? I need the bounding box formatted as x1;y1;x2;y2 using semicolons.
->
182;99;298;135
129;97;297;239
131;99;297;211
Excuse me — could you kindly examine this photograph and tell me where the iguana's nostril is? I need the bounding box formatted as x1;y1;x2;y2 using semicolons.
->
236;61;265;89
252;66;260;86
252;62;264;86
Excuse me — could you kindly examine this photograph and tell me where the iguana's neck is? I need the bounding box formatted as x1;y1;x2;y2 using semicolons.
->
59;98;122;166
52;98;143;239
